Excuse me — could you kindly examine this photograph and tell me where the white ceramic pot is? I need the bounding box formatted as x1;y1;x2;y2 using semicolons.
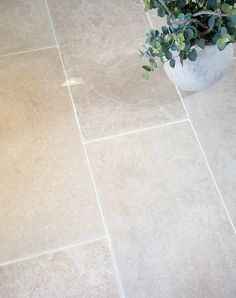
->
163;44;233;92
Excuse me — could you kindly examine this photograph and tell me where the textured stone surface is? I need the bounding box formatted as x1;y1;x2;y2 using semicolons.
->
182;60;236;228
0;49;104;264
0;0;55;55
47;0;186;140
1;1;236;297
0;240;119;298
87;122;236;297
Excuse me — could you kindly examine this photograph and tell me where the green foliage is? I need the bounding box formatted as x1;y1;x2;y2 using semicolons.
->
140;0;236;75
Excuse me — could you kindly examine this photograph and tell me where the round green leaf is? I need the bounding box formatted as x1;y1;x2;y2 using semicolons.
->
142;65;152;72
178;13;185;21
197;38;205;49
169;58;176;68
184;29;194;40
177;42;185;51
208;16;216;28
165;50;172;60
161;25;168;33
188;49;197;61
221;33;231;43
220;27;228;37
158;7;165;17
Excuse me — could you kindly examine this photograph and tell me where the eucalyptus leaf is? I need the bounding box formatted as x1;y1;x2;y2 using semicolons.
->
188;49;197;61
184;29;194;40
169;58;176;68
198;38;205;49
142;65;152;72
165;50;173;60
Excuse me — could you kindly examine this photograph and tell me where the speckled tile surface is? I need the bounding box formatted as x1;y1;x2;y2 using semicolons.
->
181;61;236;228
0;240;119;298
47;0;186;140
87;122;236;297
0;49;104;264
0;0;55;55
1;1;236;297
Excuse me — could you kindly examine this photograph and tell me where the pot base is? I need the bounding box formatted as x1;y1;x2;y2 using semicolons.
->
163;44;233;92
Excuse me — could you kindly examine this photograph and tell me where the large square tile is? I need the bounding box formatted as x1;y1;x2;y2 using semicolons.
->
87;122;236;297
0;239;119;297
0;49;104;264
181;61;236;228
0;0;55;55
47;0;186;140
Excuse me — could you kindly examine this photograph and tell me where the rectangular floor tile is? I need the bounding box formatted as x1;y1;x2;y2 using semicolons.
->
0;0;55;55
181;61;236;229
47;0;186;140
0;239;119;298
0;49;104;264
87;122;236;297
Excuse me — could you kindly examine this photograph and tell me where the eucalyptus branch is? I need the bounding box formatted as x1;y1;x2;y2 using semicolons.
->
193;9;228;18
200;26;214;36
141;0;236;74
172;18;209;29
171;8;228;29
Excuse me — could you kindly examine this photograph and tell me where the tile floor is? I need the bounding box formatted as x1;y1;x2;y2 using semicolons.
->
0;0;236;297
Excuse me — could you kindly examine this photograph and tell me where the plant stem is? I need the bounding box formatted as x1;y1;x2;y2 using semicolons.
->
172;18;208;29
193;9;228;18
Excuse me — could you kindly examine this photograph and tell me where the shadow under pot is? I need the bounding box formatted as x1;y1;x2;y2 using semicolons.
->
163;43;233;92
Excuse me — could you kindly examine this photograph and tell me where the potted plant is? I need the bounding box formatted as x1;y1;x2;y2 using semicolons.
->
140;0;236;91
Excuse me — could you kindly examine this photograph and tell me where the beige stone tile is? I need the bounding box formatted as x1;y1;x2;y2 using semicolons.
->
0;49;104;264
87;122;236;297
181;60;236;228
0;0;55;55
147;9;167;29
47;0;186;141
0;239;119;298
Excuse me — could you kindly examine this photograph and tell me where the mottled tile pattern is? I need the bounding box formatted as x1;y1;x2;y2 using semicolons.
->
87;123;236;297
0;240;119;298
0;49;104;264
47;0;186;140
1;1;236;297
181;61;236;228
0;0;55;55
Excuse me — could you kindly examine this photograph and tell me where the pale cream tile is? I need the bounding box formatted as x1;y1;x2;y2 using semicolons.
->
87;122;236;297
147;9;167;29
0;0;55;55
47;0;186;140
0;239;119;298
0;49;104;264
181;60;236;228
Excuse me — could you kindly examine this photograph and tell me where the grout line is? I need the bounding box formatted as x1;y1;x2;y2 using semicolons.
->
0;236;107;268
145;11;155;29
44;1;125;297
85;119;189;144
176;87;236;235
0;46;58;59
